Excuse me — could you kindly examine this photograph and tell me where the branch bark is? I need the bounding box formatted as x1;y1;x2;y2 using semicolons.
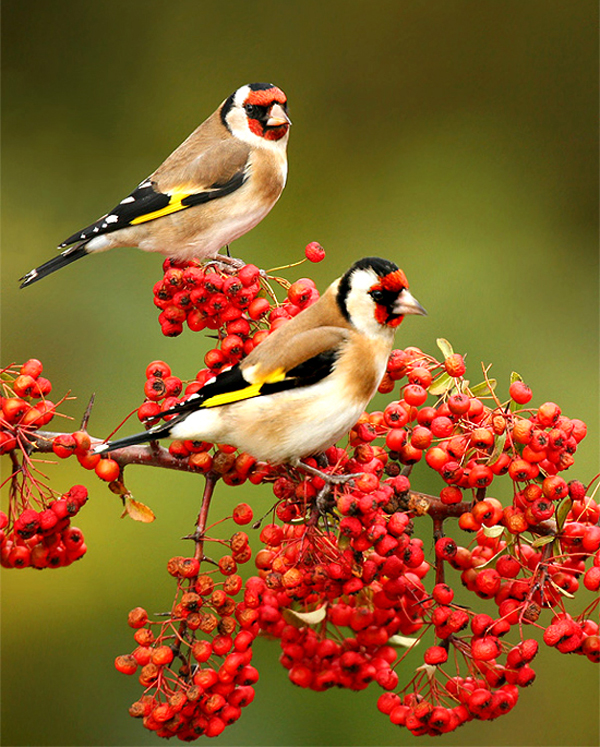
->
29;430;559;536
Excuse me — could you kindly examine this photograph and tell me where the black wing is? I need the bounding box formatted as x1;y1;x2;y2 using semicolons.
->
151;349;339;423
59;170;247;247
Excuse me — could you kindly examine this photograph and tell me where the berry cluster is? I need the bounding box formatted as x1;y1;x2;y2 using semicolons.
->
3;253;597;741
116;520;258;740
136;258;321;481
0;485;88;569
245;468;430;692
0;361;90;569
1;359;56;454
152;248;322;339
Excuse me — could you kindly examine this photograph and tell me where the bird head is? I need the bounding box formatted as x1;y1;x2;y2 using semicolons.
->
222;83;291;145
337;257;426;337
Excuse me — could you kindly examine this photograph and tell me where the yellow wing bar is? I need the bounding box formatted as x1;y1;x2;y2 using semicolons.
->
129;189;194;225
202;367;286;408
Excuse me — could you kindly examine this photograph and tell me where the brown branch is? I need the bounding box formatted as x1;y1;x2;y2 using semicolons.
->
80;394;96;431
30;430;559;537
32;430;208;475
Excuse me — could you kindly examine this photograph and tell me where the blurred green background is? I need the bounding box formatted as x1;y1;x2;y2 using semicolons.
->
2;1;598;745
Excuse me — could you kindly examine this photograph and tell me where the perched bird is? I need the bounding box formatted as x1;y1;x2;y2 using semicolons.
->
95;257;426;475
20;83;291;288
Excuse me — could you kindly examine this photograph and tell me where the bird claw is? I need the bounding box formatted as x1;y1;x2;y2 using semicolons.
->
207;255;245;274
292;459;363;514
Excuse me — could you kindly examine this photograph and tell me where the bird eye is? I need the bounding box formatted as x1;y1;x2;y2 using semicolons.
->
370;289;385;303
244;103;263;119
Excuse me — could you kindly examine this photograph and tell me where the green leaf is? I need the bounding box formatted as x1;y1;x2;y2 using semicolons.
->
388;634;420;648
481;524;505;538
486;431;507;465
121;496;156;523
469;379;497;397
283;605;327;627
549;579;575;599
428;372;454;396
532;534;555;549
555;497;573;532
436;338;454;359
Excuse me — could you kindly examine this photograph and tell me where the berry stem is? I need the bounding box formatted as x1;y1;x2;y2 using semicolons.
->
80;393;96;430
193;472;218;562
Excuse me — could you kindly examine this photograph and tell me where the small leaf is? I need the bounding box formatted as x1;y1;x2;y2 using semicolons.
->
415;663;438;678
487;431;507;465
469;379;497;397
388;634;420;648
532;534;555;549
508;372;526;411
548;579;575;599
122;496;156;523
482;524;505;538
283;605;328;627
428;372;453;396
436;338;454;359
555;497;573;532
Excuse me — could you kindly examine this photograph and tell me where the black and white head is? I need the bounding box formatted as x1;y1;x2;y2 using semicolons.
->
337;257;426;337
221;83;291;148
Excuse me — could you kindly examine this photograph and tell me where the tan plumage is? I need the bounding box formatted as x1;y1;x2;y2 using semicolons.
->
20;83;290;287
95;257;426;467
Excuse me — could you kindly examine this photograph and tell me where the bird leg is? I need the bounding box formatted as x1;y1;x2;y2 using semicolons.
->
291;458;364;515
206;254;246;274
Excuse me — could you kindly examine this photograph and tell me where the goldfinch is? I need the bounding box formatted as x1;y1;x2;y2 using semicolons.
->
20;83;291;288
95;257;426;469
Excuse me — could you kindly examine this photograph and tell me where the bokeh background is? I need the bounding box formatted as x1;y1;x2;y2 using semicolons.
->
2;1;598;745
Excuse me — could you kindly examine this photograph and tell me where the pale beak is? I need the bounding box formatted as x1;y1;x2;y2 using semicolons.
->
393;289;427;316
266;103;292;127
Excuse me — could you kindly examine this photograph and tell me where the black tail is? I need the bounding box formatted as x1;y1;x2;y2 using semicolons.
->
94;421;173;455
19;242;89;288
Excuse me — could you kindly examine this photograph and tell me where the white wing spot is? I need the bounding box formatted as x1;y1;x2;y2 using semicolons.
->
93;227;99;232
120;196;135;204
105;214;119;224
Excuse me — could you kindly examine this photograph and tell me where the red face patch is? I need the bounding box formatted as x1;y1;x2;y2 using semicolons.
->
371;267;409;327
244;86;287;107
374;304;404;327
381;268;409;292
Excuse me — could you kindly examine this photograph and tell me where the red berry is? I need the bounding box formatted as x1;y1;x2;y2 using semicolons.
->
403;384;428;406
424;645;448;665
305;241;325;262
237;264;261;287
248;297;271;320
509;380;532;404
145;360;171;379
287;280;314;308
95;458;120;482
537;401;561;428
152;646;174;667
2;397;29;423
20;358;43;379
52;434;77;459
115;654;139;676
447;393;470;415
444;354;466;378
14;509;40;539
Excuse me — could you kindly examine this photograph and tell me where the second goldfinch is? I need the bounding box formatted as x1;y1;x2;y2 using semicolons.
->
95;257;426;466
20;83;291;288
